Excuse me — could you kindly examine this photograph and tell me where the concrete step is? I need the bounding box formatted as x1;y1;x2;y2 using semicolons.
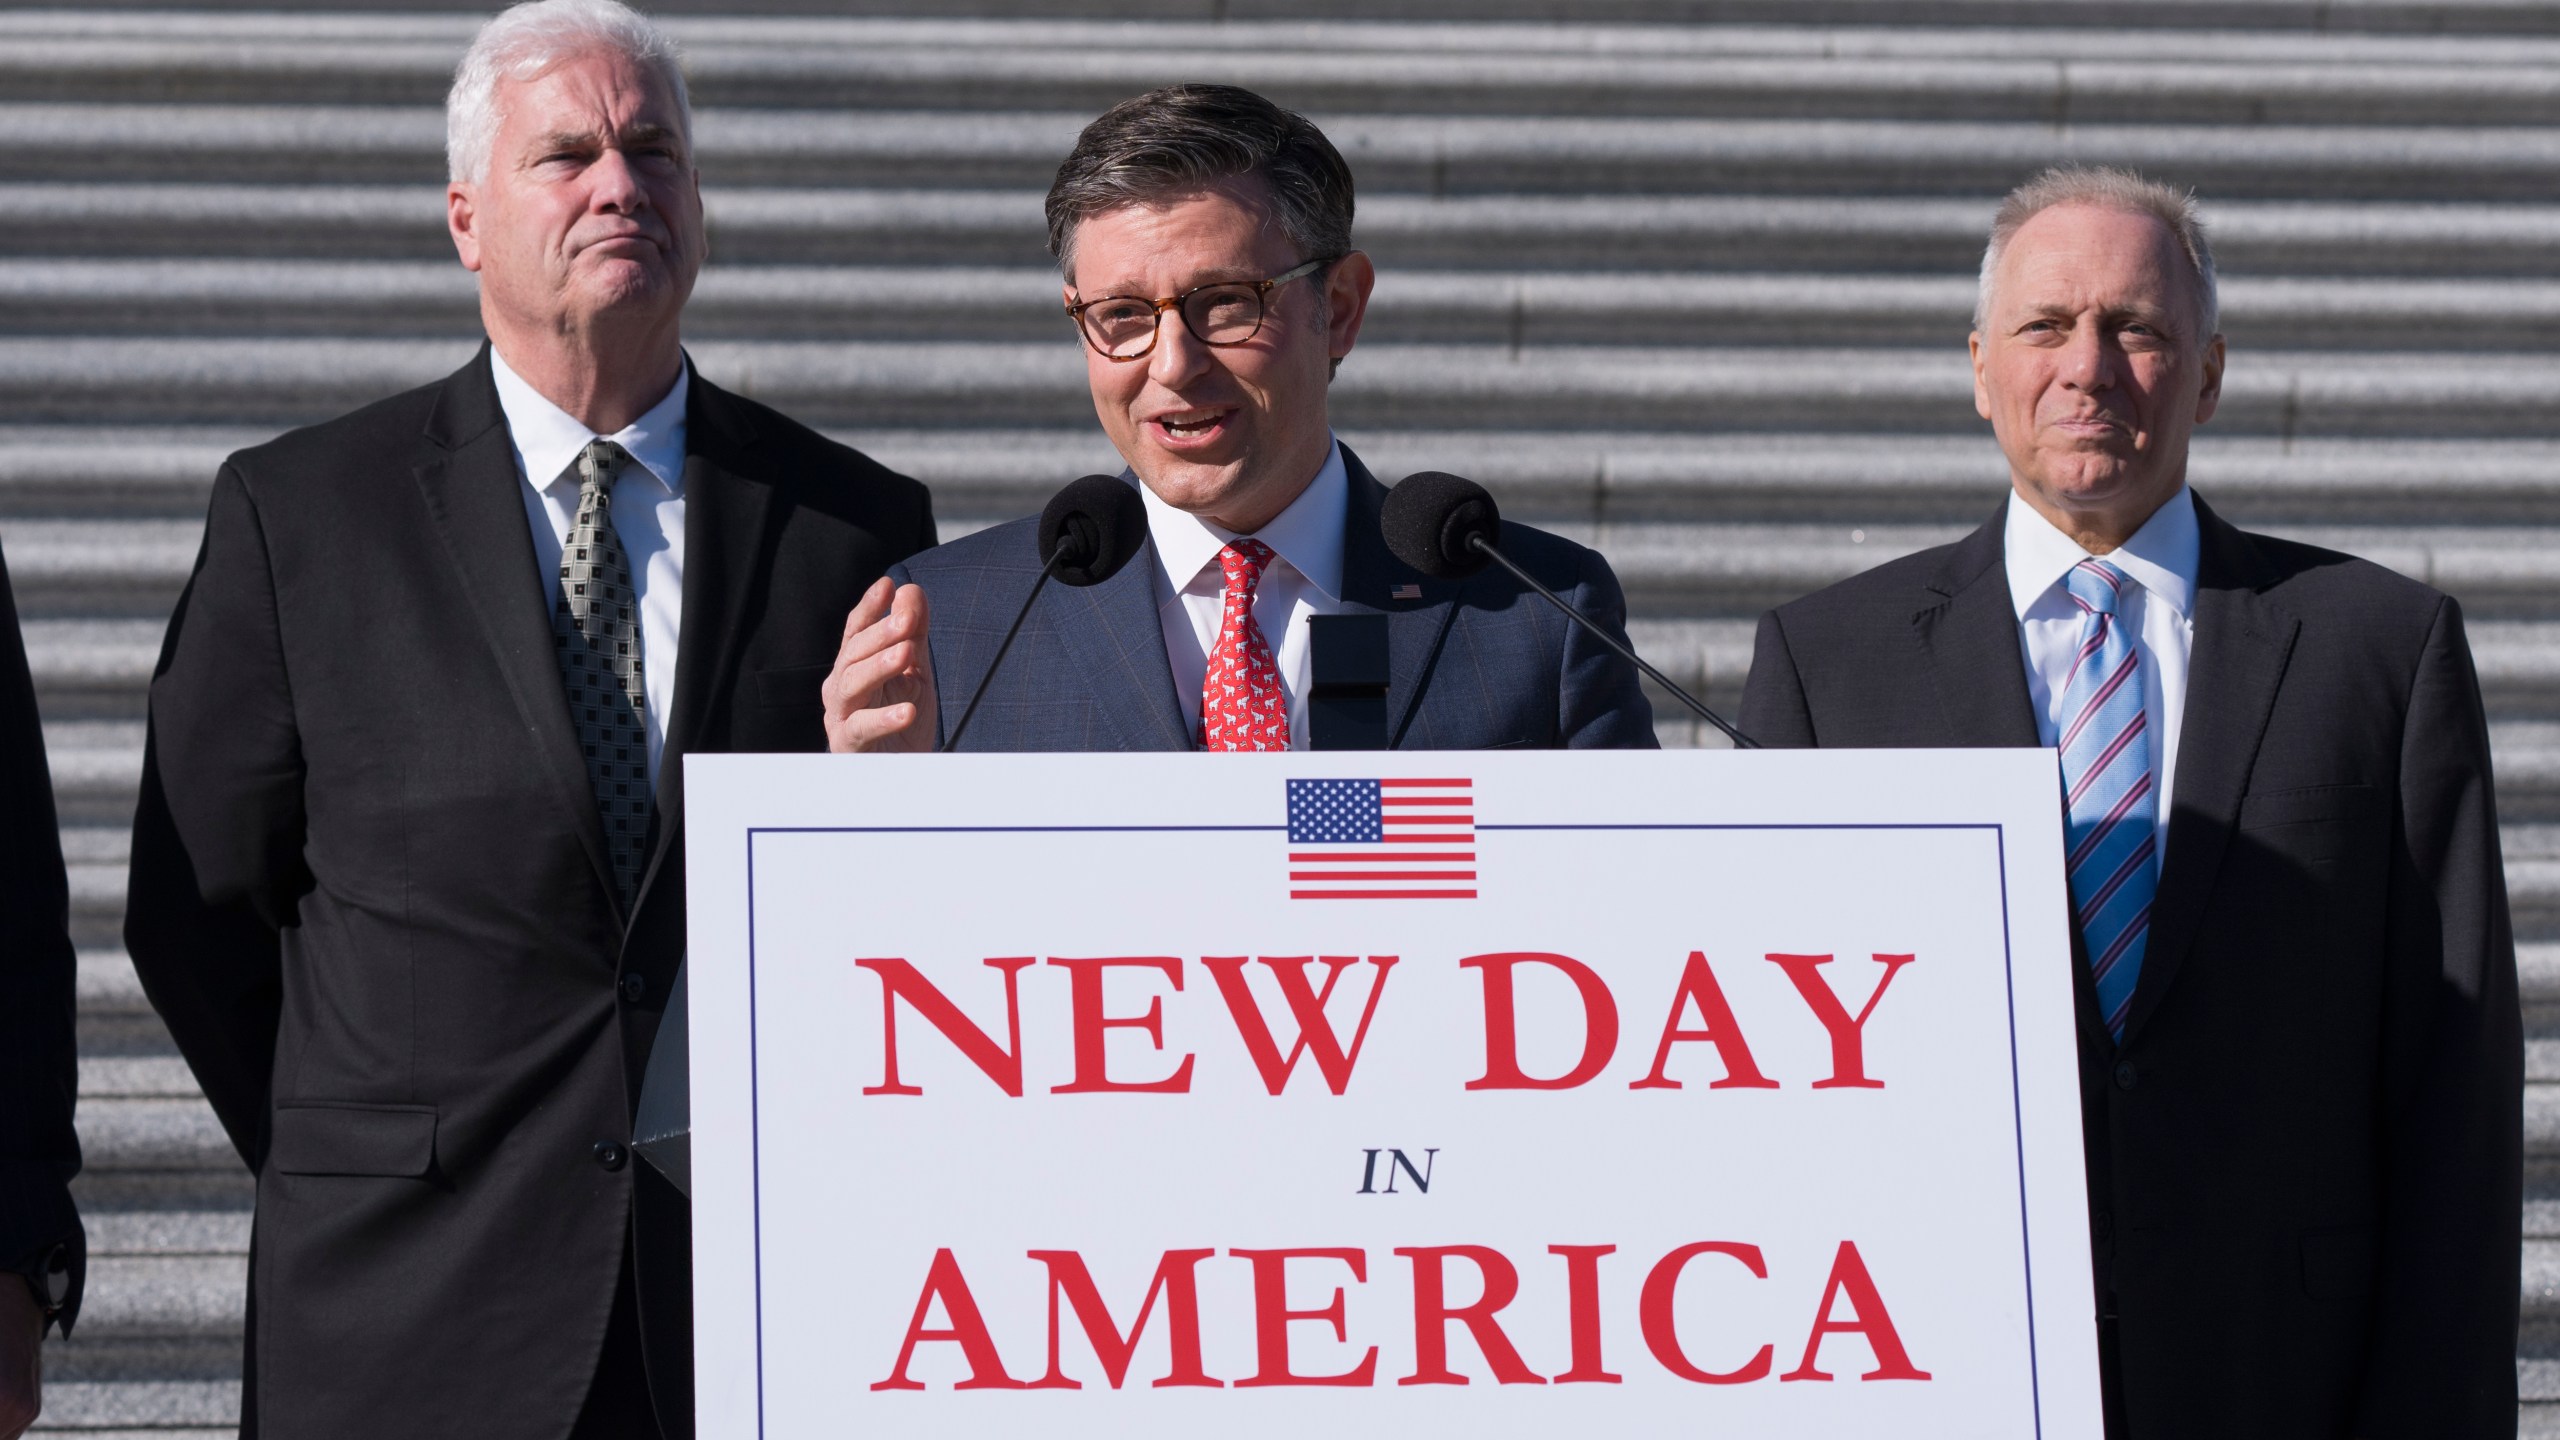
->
10;12;2560;68
25;1380;239;1435
51;744;2560;918
7;427;2560;531
0;0;2553;30
6;20;2559;124
9;184;2558;278
29;503;2560;632
5;104;2560;201
7;337;2560;440
12;261;2560;354
44;694;2560;835
8;14;2559;62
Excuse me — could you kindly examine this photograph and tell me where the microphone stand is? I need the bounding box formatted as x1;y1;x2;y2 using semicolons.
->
1465;534;1760;750
940;546;1068;754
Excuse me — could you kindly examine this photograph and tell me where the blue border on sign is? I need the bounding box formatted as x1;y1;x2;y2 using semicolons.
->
740;820;2039;1438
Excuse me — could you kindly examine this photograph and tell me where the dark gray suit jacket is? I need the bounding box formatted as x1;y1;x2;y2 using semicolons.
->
0;540;80;1331
125;348;934;1440
895;448;1656;751
1740;492;2520;1440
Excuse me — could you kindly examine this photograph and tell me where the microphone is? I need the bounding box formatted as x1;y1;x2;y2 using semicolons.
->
941;474;1150;753
1380;471;1760;749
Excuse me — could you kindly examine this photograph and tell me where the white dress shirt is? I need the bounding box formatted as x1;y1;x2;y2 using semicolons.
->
2005;486;2200;838
489;347;688;788
1145;439;1351;749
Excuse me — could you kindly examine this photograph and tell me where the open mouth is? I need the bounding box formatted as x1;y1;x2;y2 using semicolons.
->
1148;409;1234;445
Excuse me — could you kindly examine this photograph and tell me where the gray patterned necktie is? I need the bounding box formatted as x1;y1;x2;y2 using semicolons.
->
552;439;652;912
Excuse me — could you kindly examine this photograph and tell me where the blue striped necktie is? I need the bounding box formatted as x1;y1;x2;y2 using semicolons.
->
2058;559;2157;1040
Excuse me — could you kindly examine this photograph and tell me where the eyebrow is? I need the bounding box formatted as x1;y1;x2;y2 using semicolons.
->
529;122;682;156
1083;265;1266;297
2020;301;2177;325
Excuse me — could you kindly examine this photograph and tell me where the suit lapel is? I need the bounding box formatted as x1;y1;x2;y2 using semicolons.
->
1912;505;2042;748
636;372;776;897
1336;448;1462;748
2118;494;2297;1043
1047;513;1193;751
410;346;617;905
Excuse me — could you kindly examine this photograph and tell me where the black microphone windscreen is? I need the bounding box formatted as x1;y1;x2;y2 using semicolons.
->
1381;471;1500;580
1038;475;1150;587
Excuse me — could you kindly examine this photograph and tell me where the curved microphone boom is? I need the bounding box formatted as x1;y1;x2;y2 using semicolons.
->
941;475;1150;753
1380;471;1760;749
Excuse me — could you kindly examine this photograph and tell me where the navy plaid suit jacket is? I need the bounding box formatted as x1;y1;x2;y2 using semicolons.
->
892;447;1657;751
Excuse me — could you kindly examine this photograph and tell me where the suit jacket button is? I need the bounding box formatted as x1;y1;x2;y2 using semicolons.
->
620;973;646;1004
2092;1209;2114;1241
2112;1060;2139;1091
595;1141;628;1172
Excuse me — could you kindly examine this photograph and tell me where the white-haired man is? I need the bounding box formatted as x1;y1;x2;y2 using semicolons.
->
124;2;934;1436
1741;166;2519;1438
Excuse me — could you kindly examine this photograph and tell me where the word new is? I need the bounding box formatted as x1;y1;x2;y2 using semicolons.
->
875;1240;1929;1391
855;951;1916;1095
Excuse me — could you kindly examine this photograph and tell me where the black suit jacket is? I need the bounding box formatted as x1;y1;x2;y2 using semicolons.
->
1740;492;2520;1439
0;541;82;1330
894;447;1658;751
125;348;934;1440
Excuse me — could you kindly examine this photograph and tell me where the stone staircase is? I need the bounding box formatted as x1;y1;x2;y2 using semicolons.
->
3;2;2556;1434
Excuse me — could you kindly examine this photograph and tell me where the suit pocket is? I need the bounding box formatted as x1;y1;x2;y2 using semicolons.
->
2299;1225;2375;1300
2239;783;2376;830
751;662;834;709
268;1102;437;1178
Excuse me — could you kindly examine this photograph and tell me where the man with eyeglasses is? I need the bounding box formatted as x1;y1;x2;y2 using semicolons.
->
823;83;1655;754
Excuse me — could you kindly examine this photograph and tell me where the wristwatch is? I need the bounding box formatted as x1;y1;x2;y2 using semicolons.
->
11;1243;68;1321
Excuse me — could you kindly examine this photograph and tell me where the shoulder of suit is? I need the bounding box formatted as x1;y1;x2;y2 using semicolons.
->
1493;517;1603;566
2238;525;2437;601
1769;534;1975;624
1482;518;1620;597
691;376;929;506
2227;523;2452;639
897;513;1043;585
216;372;455;485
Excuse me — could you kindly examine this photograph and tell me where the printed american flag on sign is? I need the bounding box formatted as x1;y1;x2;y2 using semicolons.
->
1285;777;1477;900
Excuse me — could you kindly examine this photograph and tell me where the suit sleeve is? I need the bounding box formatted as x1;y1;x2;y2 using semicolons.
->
1557;546;1658;749
0;541;84;1332
2356;595;2521;1436
1738;609;1818;748
125;464;306;1170
912;479;938;554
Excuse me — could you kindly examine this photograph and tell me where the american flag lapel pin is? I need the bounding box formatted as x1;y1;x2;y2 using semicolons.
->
1391;583;1423;600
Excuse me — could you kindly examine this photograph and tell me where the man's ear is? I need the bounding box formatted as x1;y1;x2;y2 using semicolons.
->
690;168;709;267
2194;332;2227;425
1324;250;1377;363
1969;330;1993;423
448;182;483;273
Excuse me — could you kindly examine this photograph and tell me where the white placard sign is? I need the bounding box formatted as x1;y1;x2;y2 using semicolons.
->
687;750;2099;1438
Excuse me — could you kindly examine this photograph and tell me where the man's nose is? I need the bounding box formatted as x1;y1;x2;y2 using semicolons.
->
587;148;648;212
2059;323;2114;390
1148;308;1211;389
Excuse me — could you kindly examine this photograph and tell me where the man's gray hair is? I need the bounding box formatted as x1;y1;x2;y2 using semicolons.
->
1974;165;2219;338
446;0;690;185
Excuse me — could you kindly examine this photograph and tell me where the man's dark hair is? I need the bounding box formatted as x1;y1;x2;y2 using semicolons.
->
1045;84;1356;281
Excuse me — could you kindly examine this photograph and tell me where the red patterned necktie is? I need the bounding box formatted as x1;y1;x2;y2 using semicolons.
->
1201;539;1290;751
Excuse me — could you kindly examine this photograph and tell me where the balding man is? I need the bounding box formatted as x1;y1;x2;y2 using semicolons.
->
1740;167;2518;1439
123;2;933;1436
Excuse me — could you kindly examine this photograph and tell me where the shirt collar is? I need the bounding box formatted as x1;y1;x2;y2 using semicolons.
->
1142;437;1349;600
2004;484;2199;621
488;345;690;500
